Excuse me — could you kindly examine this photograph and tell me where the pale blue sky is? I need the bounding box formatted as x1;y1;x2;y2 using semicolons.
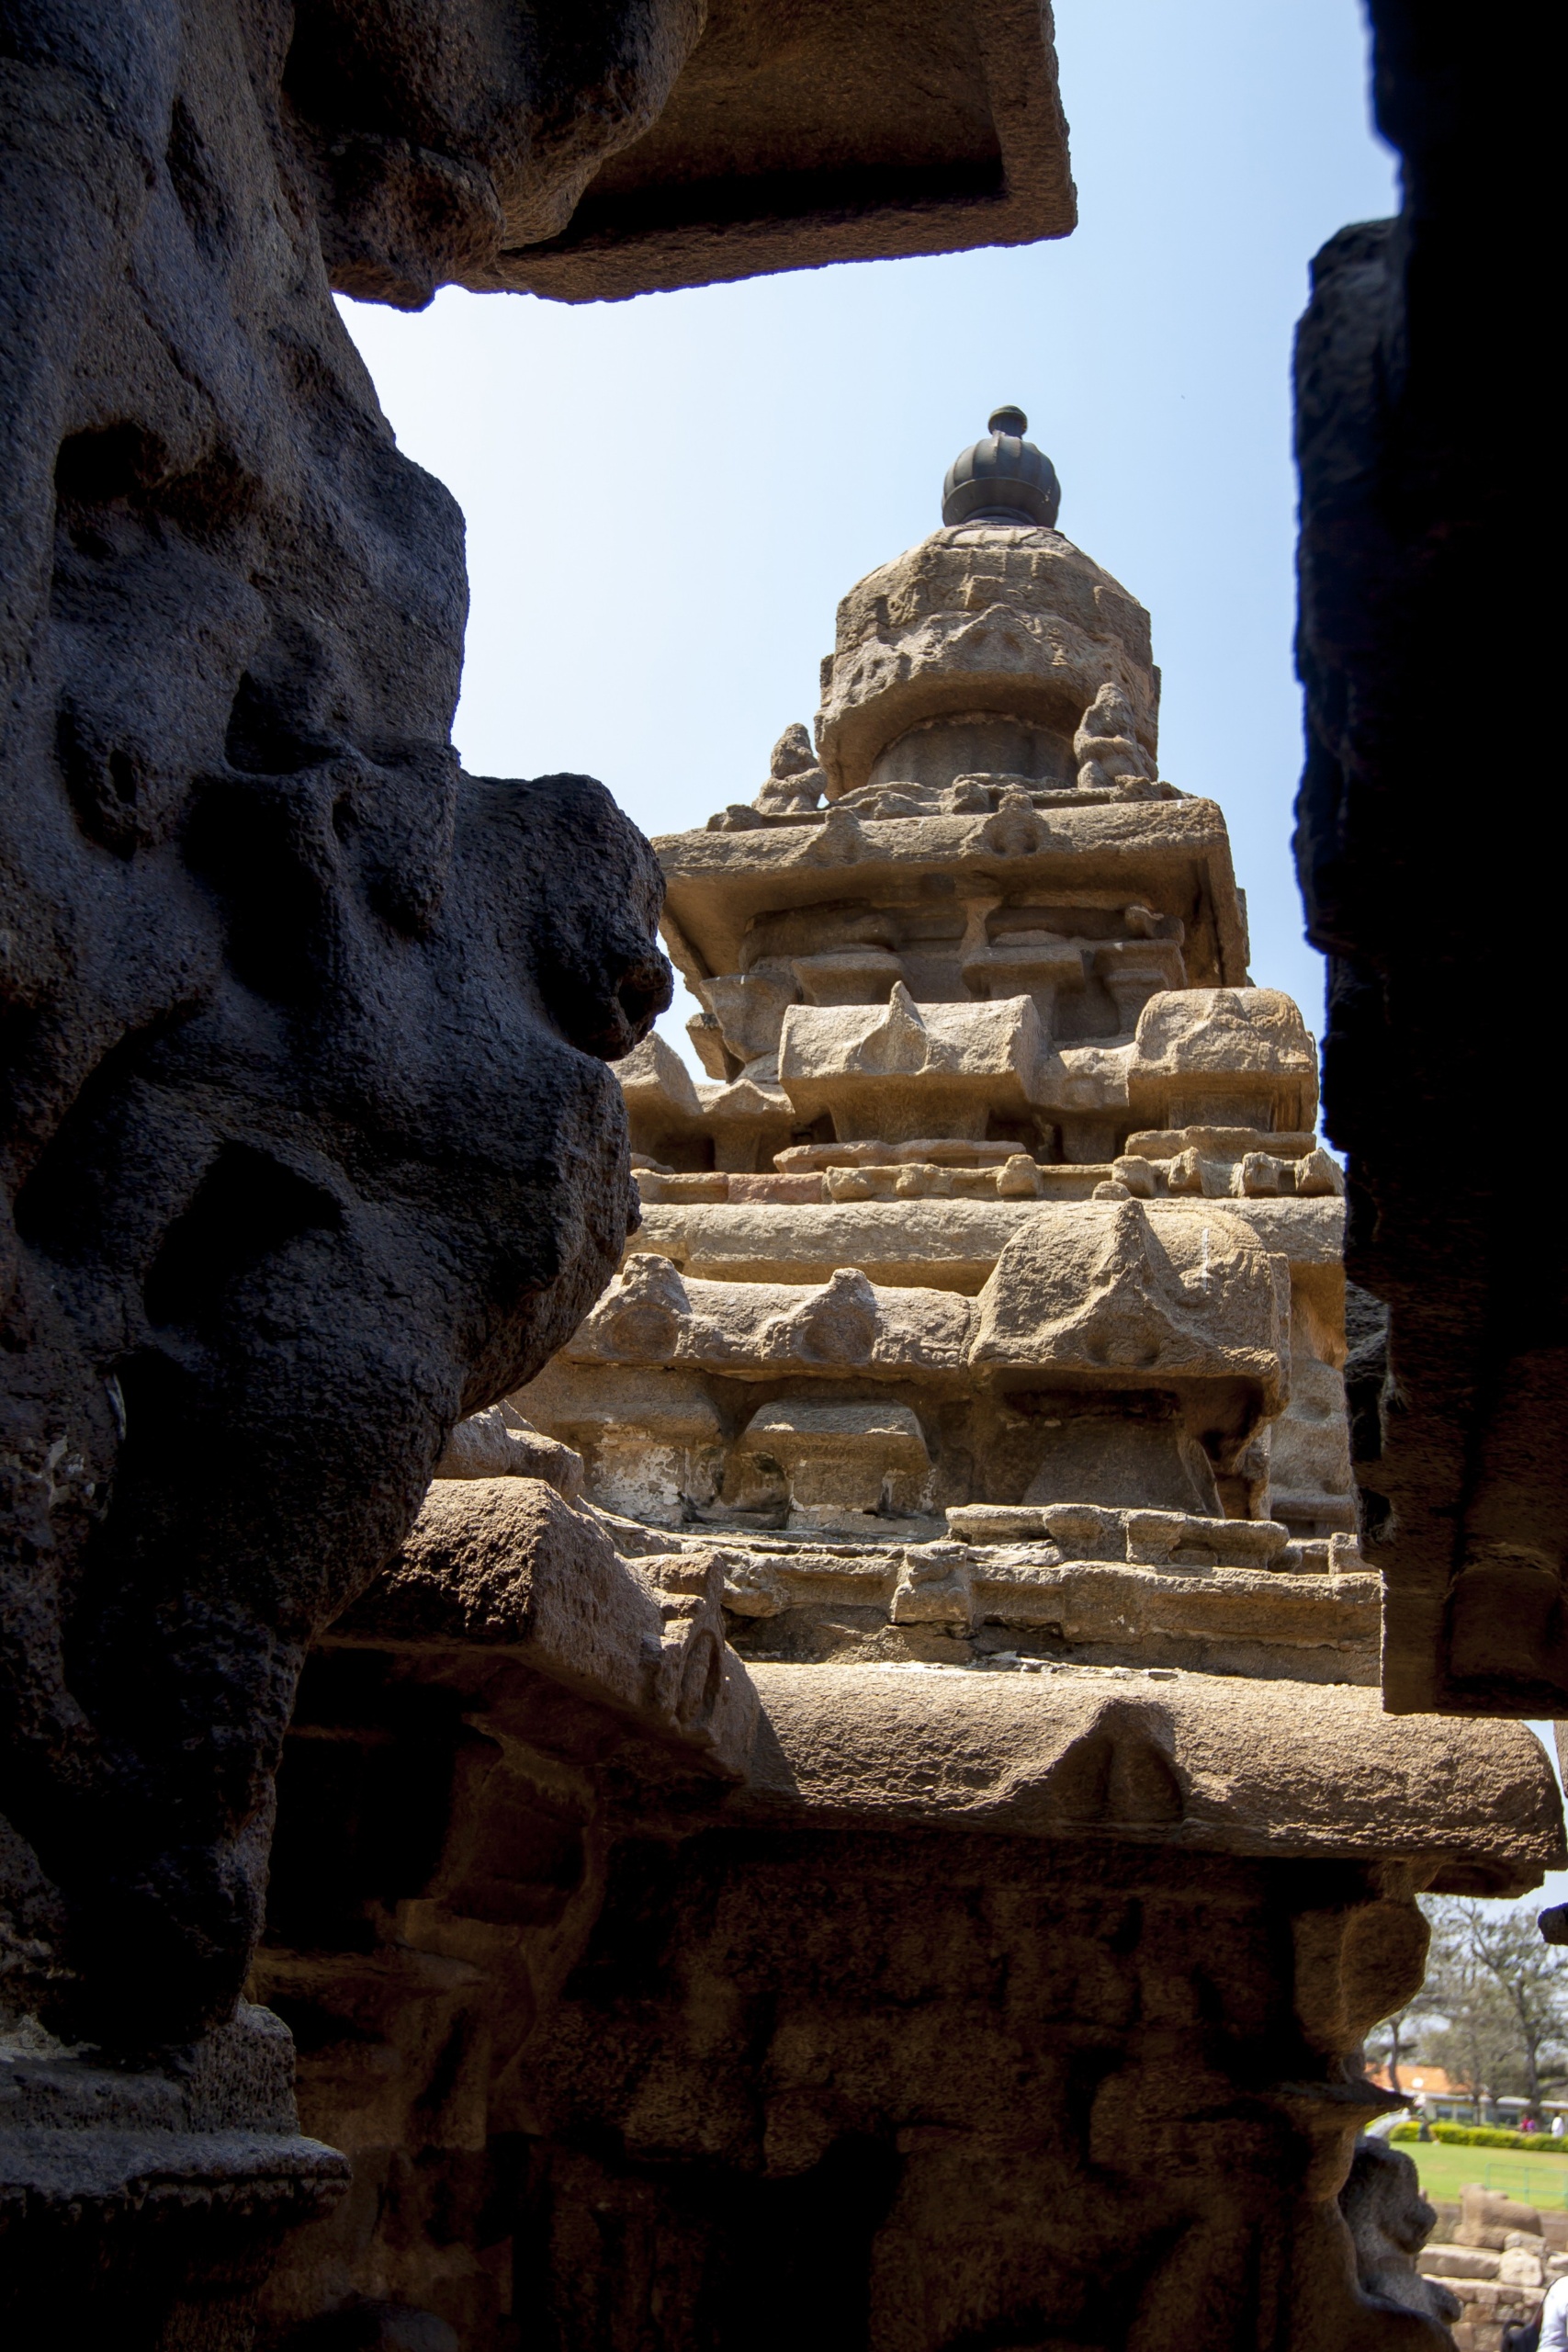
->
338;0;1400;1070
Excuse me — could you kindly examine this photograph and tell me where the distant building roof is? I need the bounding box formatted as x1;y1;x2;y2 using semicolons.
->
1367;2065;1472;2098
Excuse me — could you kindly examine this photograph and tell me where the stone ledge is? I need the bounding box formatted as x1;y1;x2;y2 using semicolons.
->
656;797;1244;987
634;1193;1347;1293
0;2005;350;2337
894;1553;1378;1651
944;1503;1358;1566
734;1663;1563;1886
0;2126;348;2214
715;1523;1377;1663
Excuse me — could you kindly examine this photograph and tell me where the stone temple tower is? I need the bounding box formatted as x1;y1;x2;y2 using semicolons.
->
253;419;1559;2347
520;410;1373;1679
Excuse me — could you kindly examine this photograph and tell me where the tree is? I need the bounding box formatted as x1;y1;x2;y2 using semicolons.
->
1419;1901;1517;2111
1419;1896;1568;2117
1366;1998;1422;2096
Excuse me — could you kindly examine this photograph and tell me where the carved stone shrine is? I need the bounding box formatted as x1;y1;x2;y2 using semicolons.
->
254;419;1561;2350
532;409;1372;1678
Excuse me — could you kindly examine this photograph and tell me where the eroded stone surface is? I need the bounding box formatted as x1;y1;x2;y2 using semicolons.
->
1340;2139;1461;2327
432;1402;585;1499
816;519;1160;801
1414;2188;1568;2342
333;1476;758;1778
0;2001;349;2343
486;0;1076;301
0;1;690;2064
737;1662;1558;1882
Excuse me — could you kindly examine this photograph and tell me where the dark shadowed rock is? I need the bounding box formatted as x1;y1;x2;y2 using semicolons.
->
0;0;686;2055
278;2298;458;2351
1293;0;1559;1714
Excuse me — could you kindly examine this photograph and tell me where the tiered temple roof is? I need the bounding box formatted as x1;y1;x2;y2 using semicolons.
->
519;413;1375;1685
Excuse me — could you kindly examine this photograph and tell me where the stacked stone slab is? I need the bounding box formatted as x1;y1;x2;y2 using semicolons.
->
1415;2184;1568;2346
519;420;1371;1686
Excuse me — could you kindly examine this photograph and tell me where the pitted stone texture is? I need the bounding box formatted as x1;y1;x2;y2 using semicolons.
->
1120;1127;1344;1204
639;979;1310;1194
617;1029;705;1140
715;1520;1379;1681
636;1191;1348;1290
0;2003;348;2345
288;4;706;305
254;1638;1537;2350
559;1257;976;1375
505;1826;1462;2352
732;1398;933;1531
656;796;1252;1007
752;723;827;818
599;1193;1352;1544
1292;2;1557;1716
779;984;1047;1141
928;1538;1375;1662
433;1405;585;1500
1129;988;1320;1133
0;0;682;2055
520;1205;1294;1546
485;0;1076;301
1270;1357;1359;1532
971;1200;1288;1408
1074;680;1161;793
1421;2189;1556;2346
1;2001;296;2138
247;1454;1548;2348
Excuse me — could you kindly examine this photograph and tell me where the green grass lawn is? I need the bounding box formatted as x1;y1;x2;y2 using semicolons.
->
1408;2139;1568;2211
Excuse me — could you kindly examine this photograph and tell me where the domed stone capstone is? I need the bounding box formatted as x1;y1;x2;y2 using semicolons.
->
942;405;1062;529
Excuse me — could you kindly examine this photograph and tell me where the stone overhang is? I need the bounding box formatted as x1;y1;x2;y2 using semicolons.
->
481;0;1075;301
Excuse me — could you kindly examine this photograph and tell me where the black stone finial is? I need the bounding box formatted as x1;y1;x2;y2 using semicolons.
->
942;408;1060;529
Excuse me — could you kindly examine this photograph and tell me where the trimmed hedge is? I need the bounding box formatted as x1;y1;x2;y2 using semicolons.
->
1390;2120;1568;2152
